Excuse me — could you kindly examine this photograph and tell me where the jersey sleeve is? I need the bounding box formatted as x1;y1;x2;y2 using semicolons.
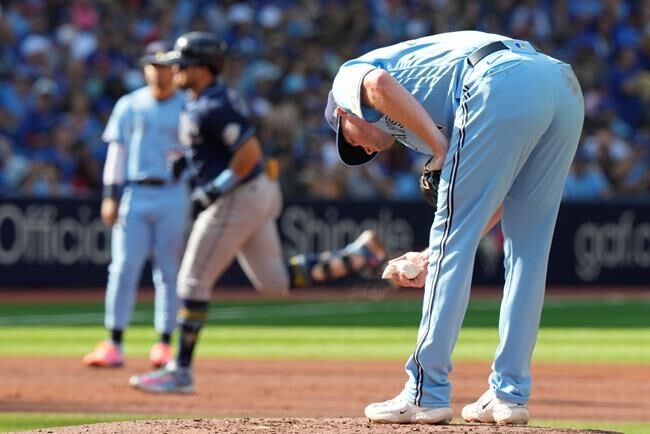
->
202;90;256;154
102;141;126;186
102;95;130;145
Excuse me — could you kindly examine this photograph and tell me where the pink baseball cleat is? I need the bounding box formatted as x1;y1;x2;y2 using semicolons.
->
83;341;124;367
149;342;174;368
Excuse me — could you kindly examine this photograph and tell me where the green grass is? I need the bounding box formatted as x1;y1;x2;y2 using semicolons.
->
0;296;648;433
530;419;650;434
2;325;649;363
0;413;164;432
0;298;648;363
1;296;649;327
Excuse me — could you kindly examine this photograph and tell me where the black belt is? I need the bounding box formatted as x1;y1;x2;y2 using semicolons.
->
130;179;170;186
467;41;509;67
467;40;542;67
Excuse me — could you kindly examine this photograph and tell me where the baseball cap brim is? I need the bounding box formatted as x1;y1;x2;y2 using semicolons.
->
324;91;376;166
336;117;377;166
138;53;174;66
139;41;174;66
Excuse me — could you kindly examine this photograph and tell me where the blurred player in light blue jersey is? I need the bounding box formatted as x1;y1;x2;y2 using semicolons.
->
83;41;189;369
325;31;584;425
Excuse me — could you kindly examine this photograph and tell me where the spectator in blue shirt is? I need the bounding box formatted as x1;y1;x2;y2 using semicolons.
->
16;78;62;153
563;148;612;200
608;46;644;129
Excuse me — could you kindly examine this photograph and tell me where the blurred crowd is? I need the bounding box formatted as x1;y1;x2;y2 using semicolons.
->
0;0;648;201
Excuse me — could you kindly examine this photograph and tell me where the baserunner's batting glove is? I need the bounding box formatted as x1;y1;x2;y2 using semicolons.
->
168;154;188;181
190;184;220;210
419;157;441;210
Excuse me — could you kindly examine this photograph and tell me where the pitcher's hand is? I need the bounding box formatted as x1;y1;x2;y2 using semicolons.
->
383;250;429;288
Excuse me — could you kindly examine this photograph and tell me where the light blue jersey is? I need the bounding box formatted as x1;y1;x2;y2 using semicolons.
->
331;31;584;409
333;31;540;155
103;86;186;182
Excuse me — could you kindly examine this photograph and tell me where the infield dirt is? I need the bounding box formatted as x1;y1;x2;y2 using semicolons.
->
1;357;646;433
15;418;623;433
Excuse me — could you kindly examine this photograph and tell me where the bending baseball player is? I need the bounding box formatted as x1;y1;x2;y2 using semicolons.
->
325;30;584;425
128;32;386;394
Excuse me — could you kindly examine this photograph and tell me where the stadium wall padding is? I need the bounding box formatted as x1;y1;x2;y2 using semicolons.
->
0;197;648;287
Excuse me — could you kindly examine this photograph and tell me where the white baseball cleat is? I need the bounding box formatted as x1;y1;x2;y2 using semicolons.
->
364;396;453;424
461;389;529;425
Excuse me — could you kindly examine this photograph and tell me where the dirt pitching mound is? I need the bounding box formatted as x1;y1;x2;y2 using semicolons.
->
17;418;622;434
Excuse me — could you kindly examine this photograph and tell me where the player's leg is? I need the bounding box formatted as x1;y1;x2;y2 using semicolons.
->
224;177;287;294
105;192;152;336
149;184;190;367
488;62;584;404
84;189;151;367
174;190;265;372
128;202;242;393
399;58;555;409
286;229;386;288
234;178;290;295
129;175;279;392
237;220;291;296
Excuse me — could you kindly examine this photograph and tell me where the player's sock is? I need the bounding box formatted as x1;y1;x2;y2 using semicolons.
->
176;299;208;369
160;333;171;345
110;329;123;347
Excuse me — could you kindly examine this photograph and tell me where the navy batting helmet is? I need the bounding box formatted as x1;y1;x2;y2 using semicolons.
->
164;31;227;74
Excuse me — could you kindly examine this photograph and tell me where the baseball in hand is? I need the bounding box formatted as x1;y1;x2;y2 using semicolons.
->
382;259;423;280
